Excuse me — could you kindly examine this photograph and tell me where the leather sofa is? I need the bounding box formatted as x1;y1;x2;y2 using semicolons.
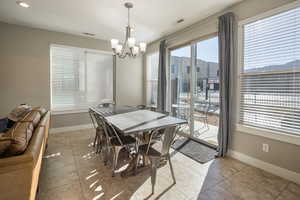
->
0;111;50;200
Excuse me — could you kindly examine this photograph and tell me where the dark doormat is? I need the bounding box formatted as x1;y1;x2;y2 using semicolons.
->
172;137;217;164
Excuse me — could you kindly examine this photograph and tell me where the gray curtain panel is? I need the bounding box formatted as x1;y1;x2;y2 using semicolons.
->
217;12;235;157
157;40;167;112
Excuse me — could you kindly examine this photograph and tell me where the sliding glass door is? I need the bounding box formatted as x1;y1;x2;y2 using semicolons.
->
192;37;219;147
170;45;192;135
169;36;219;147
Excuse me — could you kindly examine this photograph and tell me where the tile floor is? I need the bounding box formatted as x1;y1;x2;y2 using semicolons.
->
39;129;300;200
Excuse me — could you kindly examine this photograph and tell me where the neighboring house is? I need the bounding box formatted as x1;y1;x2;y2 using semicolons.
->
170;56;219;93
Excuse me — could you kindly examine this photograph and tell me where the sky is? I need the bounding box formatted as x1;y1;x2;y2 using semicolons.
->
171;37;219;63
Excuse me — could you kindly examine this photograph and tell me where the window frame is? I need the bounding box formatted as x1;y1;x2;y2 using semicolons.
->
236;1;300;146
50;44;115;114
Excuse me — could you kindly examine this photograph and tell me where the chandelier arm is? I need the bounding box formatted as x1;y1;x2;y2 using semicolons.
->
119;25;130;57
118;52;128;59
120;41;127;57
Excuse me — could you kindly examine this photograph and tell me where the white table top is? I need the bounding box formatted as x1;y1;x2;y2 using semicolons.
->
105;110;187;134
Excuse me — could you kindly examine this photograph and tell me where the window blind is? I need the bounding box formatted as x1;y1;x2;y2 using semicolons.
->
51;46;113;111
239;6;300;136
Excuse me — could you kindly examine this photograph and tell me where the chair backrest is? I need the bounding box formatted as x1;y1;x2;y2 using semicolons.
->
93;113;124;146
197;103;210;116
159;111;170;116
98;103;114;108
99;99;115;106
145;125;178;157
104;121;124;146
89;109;98;129
136;105;147;109
204;103;210;114
161;126;177;156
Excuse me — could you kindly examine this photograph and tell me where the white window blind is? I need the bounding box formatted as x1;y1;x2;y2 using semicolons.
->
146;52;159;106
51;45;113;111
240;6;300;136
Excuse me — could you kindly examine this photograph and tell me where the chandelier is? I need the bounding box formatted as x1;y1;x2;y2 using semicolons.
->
111;2;147;58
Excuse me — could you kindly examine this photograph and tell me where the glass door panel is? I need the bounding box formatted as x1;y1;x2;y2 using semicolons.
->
169;37;220;148
192;37;219;147
170;45;192;136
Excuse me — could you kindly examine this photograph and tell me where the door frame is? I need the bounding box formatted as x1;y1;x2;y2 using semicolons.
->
167;33;219;149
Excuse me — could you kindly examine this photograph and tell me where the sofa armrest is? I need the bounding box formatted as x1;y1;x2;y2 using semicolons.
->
0;153;33;172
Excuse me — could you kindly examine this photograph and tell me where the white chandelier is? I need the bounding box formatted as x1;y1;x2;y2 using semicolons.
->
111;2;146;58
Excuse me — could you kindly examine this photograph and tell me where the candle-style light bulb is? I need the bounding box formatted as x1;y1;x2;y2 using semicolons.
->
111;39;119;49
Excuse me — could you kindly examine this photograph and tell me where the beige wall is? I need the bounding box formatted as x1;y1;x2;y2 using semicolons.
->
147;0;300;174
0;22;143;128
116;56;143;106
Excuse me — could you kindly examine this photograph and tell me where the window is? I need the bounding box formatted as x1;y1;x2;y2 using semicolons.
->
50;45;114;112
239;6;300;136
146;52;159;106
186;66;190;73
171;64;176;74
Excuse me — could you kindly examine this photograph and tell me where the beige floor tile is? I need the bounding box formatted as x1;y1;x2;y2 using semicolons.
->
43;153;76;172
129;176;189;200
217;179;275;200
40;181;84;200
40;169;79;192
39;129;300;200
47;135;70;146
200;184;243;200
41;161;77;179
157;162;222;198
240;166;289;197
276;182;300;200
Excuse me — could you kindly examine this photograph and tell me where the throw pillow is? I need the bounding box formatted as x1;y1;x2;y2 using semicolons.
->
6;121;34;155
7;104;32;122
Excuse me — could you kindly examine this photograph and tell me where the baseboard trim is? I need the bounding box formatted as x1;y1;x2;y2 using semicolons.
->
50;124;93;134
228;150;300;185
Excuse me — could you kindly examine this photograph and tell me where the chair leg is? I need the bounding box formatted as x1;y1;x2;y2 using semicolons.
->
97;134;103;154
98;135;103;153
143;154;150;167
93;133;98;147
168;155;176;184
150;158;159;194
134;154;140;175
205;118;209;128
112;146;122;177
95;135;99;153
103;142;110;166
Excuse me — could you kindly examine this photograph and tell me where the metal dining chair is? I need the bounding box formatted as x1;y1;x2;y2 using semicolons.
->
94;113;137;176
137;126;178;194
88;109;104;153
194;103;210;129
136;104;147;109
136;105;156;111
99;99;115;106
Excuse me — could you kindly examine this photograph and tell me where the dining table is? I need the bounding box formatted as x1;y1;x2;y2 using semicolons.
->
89;104;187;176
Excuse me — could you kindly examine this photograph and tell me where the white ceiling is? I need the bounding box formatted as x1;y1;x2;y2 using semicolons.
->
0;0;242;43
